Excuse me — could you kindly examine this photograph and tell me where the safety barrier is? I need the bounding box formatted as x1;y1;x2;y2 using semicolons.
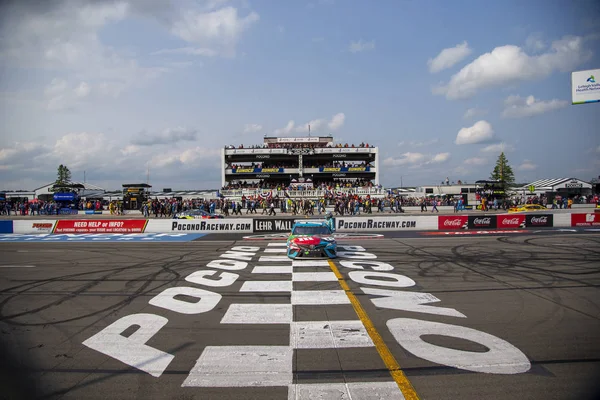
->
2;212;599;235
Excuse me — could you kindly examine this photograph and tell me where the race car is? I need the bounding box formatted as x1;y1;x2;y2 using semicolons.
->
507;204;548;213
175;209;224;219
287;221;337;259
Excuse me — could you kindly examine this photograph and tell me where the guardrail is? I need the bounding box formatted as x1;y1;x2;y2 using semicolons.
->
2;212;599;235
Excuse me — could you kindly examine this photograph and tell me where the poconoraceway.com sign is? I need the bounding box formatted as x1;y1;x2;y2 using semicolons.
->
336;216;438;231
171;221;252;232
145;219;254;233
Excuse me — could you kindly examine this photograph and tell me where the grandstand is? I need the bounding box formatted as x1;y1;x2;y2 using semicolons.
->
220;136;385;199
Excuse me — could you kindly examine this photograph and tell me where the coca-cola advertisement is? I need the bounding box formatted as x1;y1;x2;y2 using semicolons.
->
498;215;526;229
438;216;469;230
467;215;497;229
526;214;553;228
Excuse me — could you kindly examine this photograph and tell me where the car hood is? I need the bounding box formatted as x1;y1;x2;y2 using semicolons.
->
288;235;335;246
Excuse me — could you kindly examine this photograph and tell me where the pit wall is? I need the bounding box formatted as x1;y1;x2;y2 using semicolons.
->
3;212;599;235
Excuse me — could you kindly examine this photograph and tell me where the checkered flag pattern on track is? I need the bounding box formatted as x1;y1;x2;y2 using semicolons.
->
181;243;404;399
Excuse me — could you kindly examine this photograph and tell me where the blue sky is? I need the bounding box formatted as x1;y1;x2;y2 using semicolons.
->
0;0;599;190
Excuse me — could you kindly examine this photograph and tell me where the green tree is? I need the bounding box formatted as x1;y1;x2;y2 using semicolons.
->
56;164;72;185
489;152;515;187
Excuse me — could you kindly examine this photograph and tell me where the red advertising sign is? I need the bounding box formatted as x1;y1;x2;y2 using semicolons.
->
53;220;148;234
438;216;468;230
571;213;600;227
497;214;526;229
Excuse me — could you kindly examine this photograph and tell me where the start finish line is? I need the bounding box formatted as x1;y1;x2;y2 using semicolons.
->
0;233;206;242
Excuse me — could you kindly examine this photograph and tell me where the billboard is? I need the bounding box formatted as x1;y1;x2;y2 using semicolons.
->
572;69;600;105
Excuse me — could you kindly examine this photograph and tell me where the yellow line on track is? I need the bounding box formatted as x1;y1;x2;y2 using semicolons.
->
327;260;420;400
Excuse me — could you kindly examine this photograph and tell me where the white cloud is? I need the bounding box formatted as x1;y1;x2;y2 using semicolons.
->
455;120;495;145
430;152;450;163
464;157;488;166
434;35;593;99
383;152;450;167
349;39;375;53
463;108;487;120
131;127;198;146
383;152;427;166
525;33;546;52
328;113;345;131
296;118;326;133
428;41;472;73
480;143;515;153
502;95;568;118
277;113;345;135
74;82;91;98
243;124;263;134
0;1;259;111
0;1;169;110
170;6;259;58
274;120;295;135
120;145;142;156
0;132;221;190
597;145;600;154
517;160;538;171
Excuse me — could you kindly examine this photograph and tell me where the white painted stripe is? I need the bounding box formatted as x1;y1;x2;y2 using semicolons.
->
183;346;293;387
290;320;374;349
0;265;36;268
292;260;330;267
264;248;287;253
240;280;292;292
252;266;293;274
292;272;337;282
288;382;405;400
291;290;350;305
259;256;290;262
221;304;292;324
267;243;287;247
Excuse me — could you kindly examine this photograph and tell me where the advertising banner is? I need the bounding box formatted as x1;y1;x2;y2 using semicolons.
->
277;137;319;143
571;213;600;227
259;168;283;173
0;221;13;234
54;193;77;201
319;167;371;172
438;216;468;230
253;218;294;232
13;220;57;234
53;220;148;234
525;214;553;228
336;216;437;231
146;219;254;233
497;214;526;229
233;168;254;173
572;69;600;105
467;215;497;229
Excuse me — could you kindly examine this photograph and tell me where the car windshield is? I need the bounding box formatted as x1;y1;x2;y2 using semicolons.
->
292;225;331;235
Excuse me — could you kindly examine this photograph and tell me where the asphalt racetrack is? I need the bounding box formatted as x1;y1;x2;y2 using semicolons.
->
1;232;599;400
